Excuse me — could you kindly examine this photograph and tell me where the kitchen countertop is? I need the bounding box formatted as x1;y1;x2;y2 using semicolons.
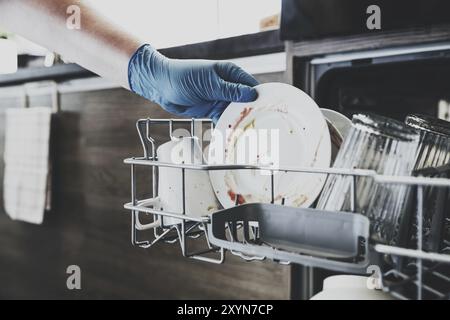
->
0;30;284;87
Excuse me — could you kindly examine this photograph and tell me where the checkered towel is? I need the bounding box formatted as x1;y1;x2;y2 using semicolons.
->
3;107;52;224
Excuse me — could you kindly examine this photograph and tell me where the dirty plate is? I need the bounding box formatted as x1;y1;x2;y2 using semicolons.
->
321;109;352;140
321;109;352;164
208;82;331;209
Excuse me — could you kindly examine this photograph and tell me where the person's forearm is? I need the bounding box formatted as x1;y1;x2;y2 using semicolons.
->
0;0;259;121
0;0;142;89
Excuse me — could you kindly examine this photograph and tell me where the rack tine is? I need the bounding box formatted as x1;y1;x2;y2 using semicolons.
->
350;175;357;213
187;222;204;239
190;118;195;138
136;120;149;159
417;185;424;300
201;222;214;250
139;227;173;249
169;119;174;140
270;170;275;204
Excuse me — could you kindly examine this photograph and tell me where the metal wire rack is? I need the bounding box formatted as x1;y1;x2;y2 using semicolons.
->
124;118;450;300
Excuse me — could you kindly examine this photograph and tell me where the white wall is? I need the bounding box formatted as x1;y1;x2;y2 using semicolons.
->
89;0;281;48
2;0;281;63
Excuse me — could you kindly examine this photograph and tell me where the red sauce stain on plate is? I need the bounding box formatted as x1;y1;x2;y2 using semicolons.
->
232;107;253;131
227;190;246;205
226;107;254;145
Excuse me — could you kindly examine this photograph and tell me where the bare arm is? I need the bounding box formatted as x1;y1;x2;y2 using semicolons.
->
0;0;259;120
0;0;141;89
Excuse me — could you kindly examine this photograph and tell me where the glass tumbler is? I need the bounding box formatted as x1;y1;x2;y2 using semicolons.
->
405;114;450;251
406;114;450;170
317;114;420;245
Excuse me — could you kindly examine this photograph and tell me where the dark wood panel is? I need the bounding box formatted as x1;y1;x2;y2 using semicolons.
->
0;75;291;299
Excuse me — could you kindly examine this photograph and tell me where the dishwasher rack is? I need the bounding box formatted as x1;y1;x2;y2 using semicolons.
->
124;118;450;300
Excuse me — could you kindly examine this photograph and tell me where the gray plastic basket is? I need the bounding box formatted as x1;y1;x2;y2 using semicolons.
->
208;203;371;273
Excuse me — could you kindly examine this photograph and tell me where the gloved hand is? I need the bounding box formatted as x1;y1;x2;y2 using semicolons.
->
128;44;259;122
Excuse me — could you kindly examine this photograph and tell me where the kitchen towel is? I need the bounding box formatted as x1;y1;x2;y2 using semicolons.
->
3;107;52;224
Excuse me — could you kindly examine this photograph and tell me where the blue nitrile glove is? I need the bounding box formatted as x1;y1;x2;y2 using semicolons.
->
128;44;259;122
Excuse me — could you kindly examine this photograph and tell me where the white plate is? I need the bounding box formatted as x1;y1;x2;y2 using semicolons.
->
208;82;331;208
321;109;352;139
321;109;352;163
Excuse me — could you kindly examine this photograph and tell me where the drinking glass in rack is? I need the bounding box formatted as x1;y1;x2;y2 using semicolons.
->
317;114;420;245
406;114;450;251
406;114;450;170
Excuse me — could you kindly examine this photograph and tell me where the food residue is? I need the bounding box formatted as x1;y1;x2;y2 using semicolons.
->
227;190;246;205
243;119;256;132
232;107;253;131
293;195;308;207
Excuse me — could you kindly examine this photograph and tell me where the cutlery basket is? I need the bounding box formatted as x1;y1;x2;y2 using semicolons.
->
124;118;450;299
208;203;370;273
